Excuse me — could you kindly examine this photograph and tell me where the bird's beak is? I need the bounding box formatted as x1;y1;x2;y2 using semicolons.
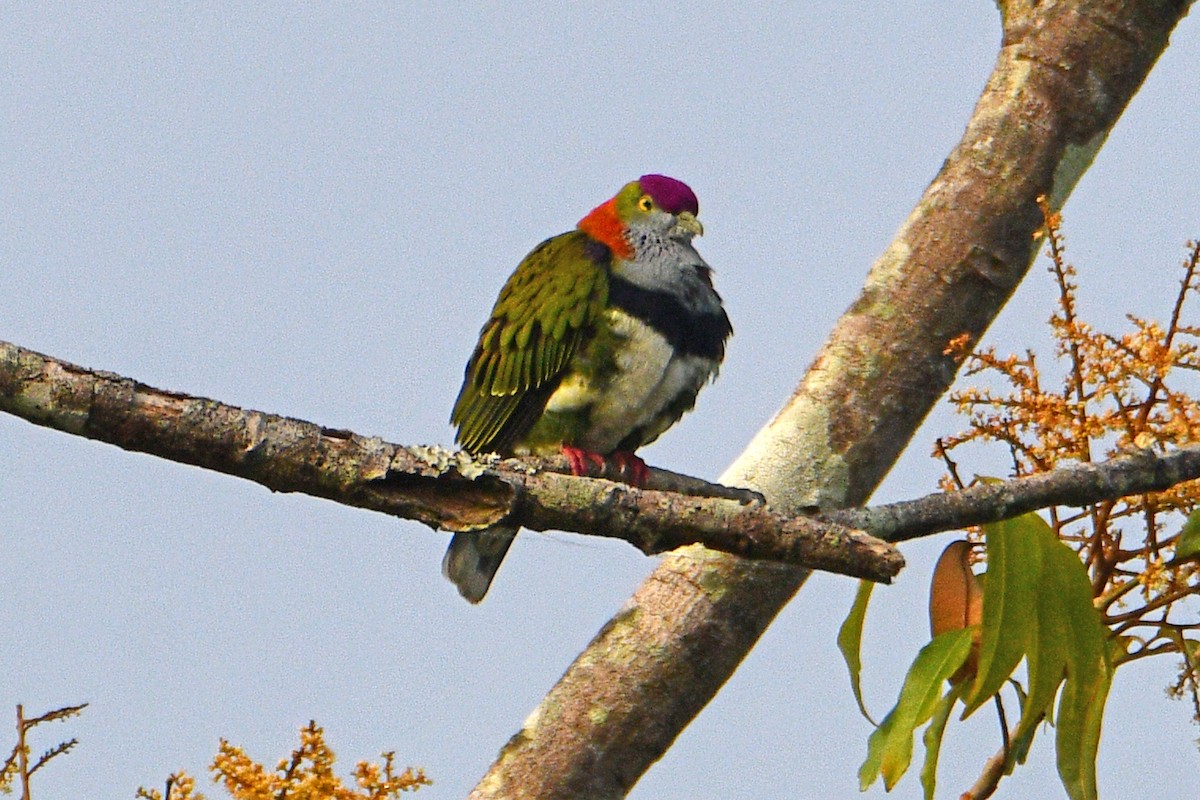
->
674;211;704;238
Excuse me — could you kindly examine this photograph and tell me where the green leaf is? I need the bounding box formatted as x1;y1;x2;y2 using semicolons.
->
859;509;1115;797
859;628;973;791
838;579;877;725
1174;508;1200;560
1045;535;1111;800
1008;677;1027;712
920;680;965;800
1008;514;1068;764
1055;648;1110;800
963;516;1043;714
965;511;1110;799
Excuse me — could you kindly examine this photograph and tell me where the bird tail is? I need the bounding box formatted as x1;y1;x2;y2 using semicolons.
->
442;525;518;603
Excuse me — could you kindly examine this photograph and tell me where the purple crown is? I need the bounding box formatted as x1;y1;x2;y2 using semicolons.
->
638;174;699;216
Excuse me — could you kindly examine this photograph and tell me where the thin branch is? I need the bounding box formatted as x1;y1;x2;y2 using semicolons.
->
20;704;87;729
826;445;1200;544
1131;241;1199;432
935;437;966;490
961;746;1007;800
1116;641;1181;665
1097;576;1143;611
27;739;77;777
15;705;27;800
1106;586;1195;624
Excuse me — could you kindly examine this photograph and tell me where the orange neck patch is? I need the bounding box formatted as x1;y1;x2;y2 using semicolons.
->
577;198;634;261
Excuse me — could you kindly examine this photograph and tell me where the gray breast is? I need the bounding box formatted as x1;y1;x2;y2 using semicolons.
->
608;240;732;362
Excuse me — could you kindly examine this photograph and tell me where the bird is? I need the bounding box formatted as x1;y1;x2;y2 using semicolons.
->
443;174;732;602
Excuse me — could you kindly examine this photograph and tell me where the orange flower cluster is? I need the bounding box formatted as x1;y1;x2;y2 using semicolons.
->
938;199;1200;723
137;721;429;800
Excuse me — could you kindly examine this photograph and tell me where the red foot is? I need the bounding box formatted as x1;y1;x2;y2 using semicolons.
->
561;446;651;486
562;445;607;477
612;451;651;487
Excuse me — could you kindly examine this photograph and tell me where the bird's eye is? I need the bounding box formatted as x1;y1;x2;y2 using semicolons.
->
637;195;654;212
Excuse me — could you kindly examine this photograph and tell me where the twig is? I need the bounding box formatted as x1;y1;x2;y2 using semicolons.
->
960;746;1007;800
826;446;1200;544
16;705;28;800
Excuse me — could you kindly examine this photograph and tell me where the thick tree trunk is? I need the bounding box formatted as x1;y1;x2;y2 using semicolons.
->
467;2;1195;797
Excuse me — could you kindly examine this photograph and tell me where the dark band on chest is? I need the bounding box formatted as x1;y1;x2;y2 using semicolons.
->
607;275;731;360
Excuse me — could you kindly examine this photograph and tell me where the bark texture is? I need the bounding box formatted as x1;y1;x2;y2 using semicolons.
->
7;339;1196;582
468;2;1195;798
0;340;898;581
830;444;1200;542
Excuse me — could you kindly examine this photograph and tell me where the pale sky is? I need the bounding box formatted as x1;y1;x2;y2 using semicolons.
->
3;4;1199;798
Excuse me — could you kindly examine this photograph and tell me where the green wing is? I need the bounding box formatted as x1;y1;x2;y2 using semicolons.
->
451;231;610;454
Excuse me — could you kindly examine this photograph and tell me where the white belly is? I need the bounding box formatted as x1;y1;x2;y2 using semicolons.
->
544;309;715;452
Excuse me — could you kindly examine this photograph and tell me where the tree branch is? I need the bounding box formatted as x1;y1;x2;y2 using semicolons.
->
826;444;1200;543
8;338;1200;590
0;339;902;582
